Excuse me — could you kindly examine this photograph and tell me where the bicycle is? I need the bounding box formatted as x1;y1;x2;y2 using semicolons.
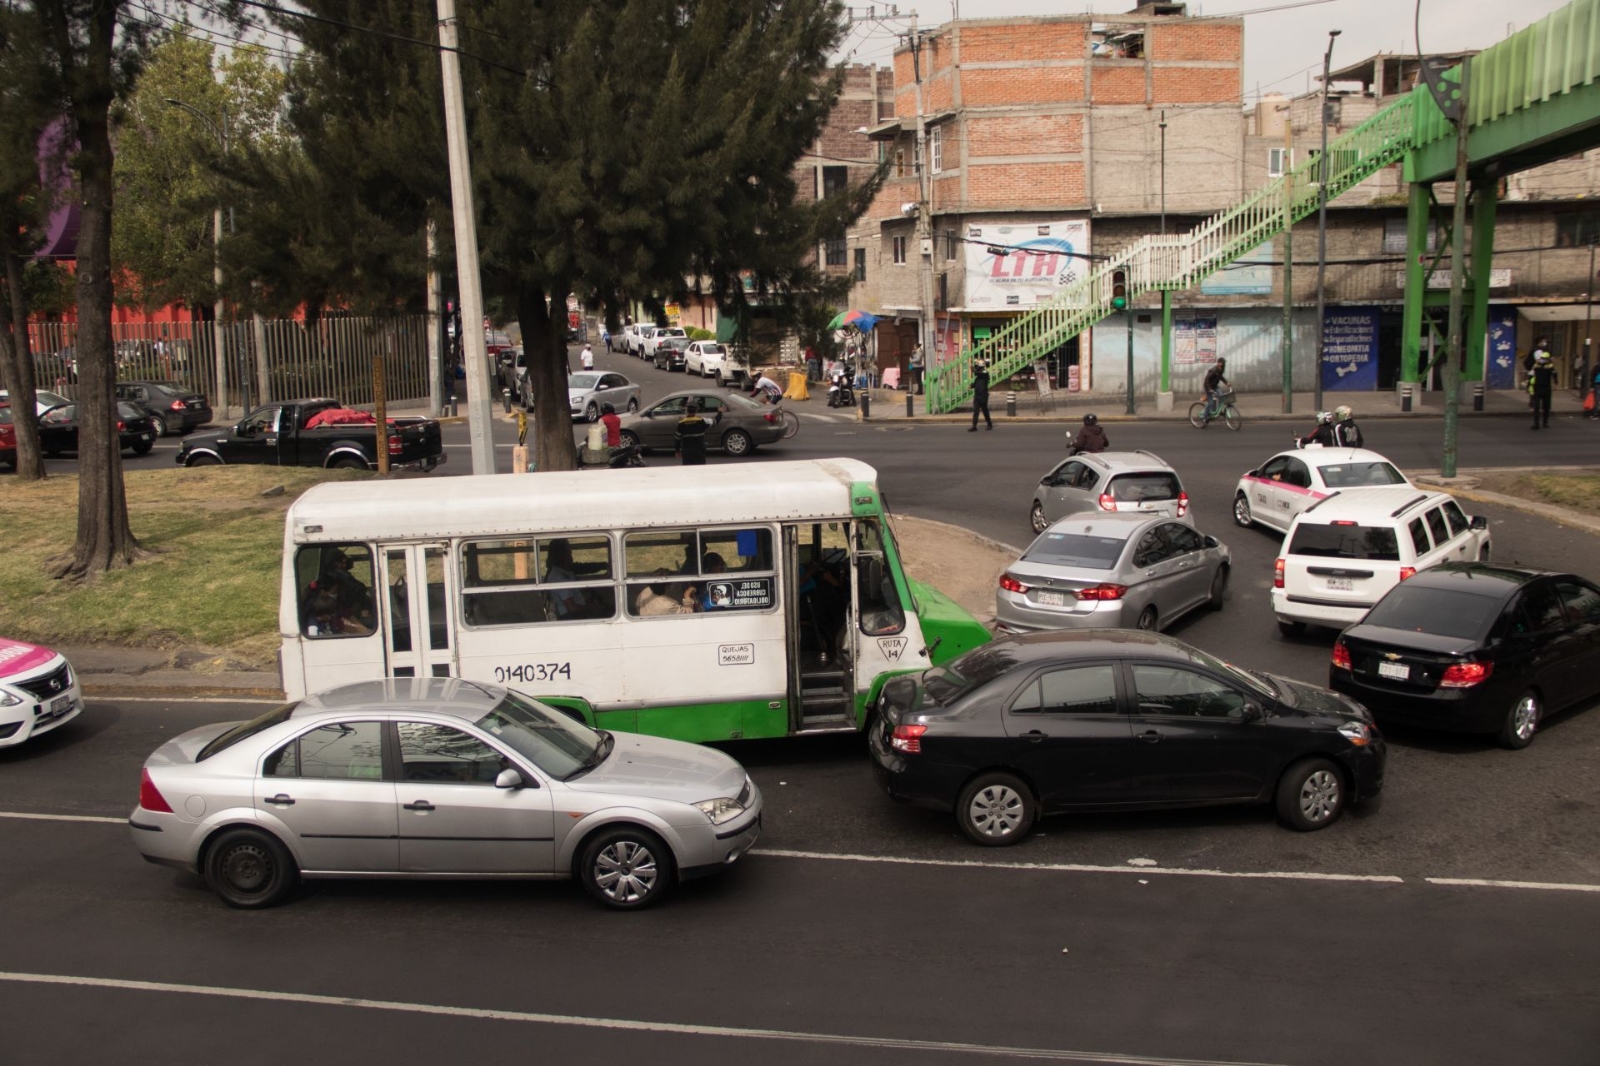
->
758;393;801;439
1188;390;1241;431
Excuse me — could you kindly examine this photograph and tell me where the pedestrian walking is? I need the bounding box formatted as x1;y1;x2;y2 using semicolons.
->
805;345;821;383
580;343;595;371
909;344;925;395
1525;335;1555;430
675;399;709;465
969;360;992;431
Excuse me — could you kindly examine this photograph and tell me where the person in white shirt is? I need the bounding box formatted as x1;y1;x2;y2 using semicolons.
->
580;344;595;370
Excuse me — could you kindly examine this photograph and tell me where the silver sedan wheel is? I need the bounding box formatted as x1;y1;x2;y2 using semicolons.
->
967;783;1027;840
593;839;659;904
1298;769;1341;825
1030;500;1047;534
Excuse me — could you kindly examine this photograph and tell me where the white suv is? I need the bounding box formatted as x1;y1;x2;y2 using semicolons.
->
1272;487;1490;636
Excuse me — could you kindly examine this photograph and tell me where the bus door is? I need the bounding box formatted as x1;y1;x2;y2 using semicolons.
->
849;517;915;700
380;544;457;679
784;521;855;730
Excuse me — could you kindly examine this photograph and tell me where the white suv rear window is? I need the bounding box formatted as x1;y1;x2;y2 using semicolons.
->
1287;523;1400;561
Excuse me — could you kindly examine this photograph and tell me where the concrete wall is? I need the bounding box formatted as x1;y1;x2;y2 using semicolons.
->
1087;307;1319;398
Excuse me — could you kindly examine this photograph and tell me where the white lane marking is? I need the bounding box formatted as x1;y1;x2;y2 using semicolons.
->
755;848;1405;884
0;970;1288;1065
1425;877;1600;894
0;812;124;825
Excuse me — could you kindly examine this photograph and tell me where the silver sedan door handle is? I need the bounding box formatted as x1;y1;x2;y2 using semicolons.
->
402;800;436;812
267;793;295;806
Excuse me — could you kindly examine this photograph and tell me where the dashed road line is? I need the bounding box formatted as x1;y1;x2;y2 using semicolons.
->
1424;877;1600;894
0;970;1290;1065
0;811;125;825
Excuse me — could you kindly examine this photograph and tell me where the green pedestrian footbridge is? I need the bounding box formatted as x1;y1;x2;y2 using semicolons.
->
925;0;1600;413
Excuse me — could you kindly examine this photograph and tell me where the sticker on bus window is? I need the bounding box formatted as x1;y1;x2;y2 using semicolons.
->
877;637;908;661
718;643;755;666
707;577;773;610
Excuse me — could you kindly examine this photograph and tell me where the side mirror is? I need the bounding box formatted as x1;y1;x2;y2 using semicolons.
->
1469;515;1488;531
1246;469;1259;478
494;768;524;789
1240;701;1264;722
596;384;609;391
1203;535;1219;549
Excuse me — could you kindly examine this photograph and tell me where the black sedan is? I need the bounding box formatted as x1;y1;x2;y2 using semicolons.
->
115;380;212;437
38;401;157;457
869;630;1384;846
1330;563;1600;749
653;336;692;371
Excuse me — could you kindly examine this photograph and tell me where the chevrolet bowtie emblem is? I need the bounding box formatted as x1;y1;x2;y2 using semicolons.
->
1383;653;1400;660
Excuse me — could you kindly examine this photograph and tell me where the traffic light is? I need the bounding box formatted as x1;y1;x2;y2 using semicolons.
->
1110;270;1128;311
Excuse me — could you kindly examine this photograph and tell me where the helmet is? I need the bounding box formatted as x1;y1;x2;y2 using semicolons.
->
1333;405;1352;422
1083;413;1098;426
1318;410;1334;424
600;402;615;416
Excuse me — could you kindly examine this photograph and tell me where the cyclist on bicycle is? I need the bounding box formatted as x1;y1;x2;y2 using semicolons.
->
754;370;784;403
1200;358;1230;422
1299;410;1336;448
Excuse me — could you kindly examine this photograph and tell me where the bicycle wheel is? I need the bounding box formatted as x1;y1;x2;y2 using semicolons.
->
1188;402;1209;429
780;409;800;439
1223;404;1242;431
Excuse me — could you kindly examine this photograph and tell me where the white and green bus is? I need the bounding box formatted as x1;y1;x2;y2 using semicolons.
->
279;459;990;741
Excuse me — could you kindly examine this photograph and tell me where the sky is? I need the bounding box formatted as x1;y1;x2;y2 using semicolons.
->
836;0;1569;102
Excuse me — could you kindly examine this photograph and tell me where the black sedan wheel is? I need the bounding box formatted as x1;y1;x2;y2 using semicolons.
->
578;826;674;910
1498;689;1540;750
131;439;154;456
204;828;298;908
1275;758;1345;831
149;415;167;438
957;772;1035;846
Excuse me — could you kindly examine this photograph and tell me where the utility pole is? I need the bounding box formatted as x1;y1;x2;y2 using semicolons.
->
1281;100;1294;413
437;0;496;476
426;219;442;416
1584;239;1595;401
1441;64;1471;479
1312;30;1340;416
1159;110;1167;236
907;17;936;410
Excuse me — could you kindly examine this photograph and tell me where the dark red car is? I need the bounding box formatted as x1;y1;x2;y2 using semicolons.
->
0;405;15;470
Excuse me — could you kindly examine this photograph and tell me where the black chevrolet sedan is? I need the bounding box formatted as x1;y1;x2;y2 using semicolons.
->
38;401;156;457
1330;563;1600;749
115;380;212;437
869;630;1384;846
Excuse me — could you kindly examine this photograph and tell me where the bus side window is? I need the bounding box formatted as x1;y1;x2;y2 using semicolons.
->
855;521;906;636
297;544;377;639
460;536;616;626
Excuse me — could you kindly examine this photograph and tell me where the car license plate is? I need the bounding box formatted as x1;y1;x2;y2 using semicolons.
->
50;694;72;714
1034;590;1068;607
1377;661;1410;681
1325;578;1353;591
140;433;151;441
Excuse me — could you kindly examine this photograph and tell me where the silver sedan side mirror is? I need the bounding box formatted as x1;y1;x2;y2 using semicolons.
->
494;769;524;789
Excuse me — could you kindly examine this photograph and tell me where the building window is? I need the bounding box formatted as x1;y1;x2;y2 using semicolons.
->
1382;217;1440;254
1090;24;1144;59
943;230;957;262
930;126;943;174
894;149;905;178
1556;209;1600;247
853;247;867;281
1267;147;1291;178
892;236;907;265
822;165;848;199
825;237;847;267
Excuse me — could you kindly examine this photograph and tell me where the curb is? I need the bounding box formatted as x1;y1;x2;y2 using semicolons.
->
1409;472;1600;538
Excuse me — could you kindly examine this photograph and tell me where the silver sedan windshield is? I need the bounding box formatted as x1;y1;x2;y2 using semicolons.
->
475;691;602;779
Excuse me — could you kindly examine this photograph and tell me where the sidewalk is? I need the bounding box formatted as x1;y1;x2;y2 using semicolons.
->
853;387;1589;424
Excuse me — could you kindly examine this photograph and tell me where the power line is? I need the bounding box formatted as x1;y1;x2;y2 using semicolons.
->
223;0;529;76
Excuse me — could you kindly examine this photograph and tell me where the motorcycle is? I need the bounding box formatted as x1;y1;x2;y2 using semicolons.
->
607;443;646;468
827;365;856;409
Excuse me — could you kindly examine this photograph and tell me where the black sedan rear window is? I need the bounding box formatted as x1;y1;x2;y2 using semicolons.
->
1108;473;1180;502
1288;523;1399;561
1363;586;1502;640
1024;533;1126;570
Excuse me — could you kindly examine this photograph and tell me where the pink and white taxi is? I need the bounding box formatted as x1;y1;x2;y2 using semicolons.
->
1232;448;1413;535
0;638;83;747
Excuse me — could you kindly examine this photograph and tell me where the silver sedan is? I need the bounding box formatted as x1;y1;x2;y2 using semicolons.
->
128;678;762;910
996;513;1231;635
569;371;641;422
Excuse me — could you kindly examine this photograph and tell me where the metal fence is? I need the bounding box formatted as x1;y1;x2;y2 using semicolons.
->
25;314;435;416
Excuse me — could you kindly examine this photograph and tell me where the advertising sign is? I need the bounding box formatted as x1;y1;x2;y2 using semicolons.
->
964;220;1092;310
1173;311;1217;365
1034;361;1053;397
1485;307;1517;390
1201;242;1274;296
1321;306;1379;391
707;577;773;611
665;302;682;327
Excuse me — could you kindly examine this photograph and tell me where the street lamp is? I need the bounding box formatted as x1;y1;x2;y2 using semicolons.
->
1312;30;1340;415
164;98;238;415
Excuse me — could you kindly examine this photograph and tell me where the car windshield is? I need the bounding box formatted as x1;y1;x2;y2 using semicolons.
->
38;390;69;408
1288;523;1400;561
1024;532;1127;570
922;643;1022;704
198;702;300;761
1108;473;1180;502
1318;462;1406;488
1363;585;1501;639
474;690;605;780
568;373;601;389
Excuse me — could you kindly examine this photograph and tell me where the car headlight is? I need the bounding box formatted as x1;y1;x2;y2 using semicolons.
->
0;691;22;707
1337;720;1374;746
693;796;746;824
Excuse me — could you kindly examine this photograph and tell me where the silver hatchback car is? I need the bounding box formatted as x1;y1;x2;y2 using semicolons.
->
1030;450;1190;534
129;678;762;910
996;513;1231;634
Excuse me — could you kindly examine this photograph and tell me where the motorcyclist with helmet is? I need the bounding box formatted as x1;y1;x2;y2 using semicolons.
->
1070;413;1109;454
1299;410;1337;448
1332;404;1363;448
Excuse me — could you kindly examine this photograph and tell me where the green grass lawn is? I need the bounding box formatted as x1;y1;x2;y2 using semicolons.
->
0;466;365;666
1475;470;1600;519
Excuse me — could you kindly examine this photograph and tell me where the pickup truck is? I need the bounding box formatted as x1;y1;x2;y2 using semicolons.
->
174;398;446;472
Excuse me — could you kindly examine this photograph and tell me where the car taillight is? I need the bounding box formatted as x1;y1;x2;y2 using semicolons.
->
387;434;402;455
1331;639;1351;670
764;412;778;422
1177;491;1189;518
890;723;927;754
1075;583;1128;601
1097;492;1116;511
139;768;173;813
1273;558;1285;589
1398;566;1416;581
998;573;1029;594
1440;660;1493;688
116;421;125;431
169;400;185;410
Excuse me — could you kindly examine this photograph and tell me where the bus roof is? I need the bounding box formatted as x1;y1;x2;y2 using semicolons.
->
286;458;882;542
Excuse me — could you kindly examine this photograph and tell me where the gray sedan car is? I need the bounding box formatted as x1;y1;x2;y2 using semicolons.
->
996;513;1230;635
617;389;784;457
128;679;762;910
569;371;641;422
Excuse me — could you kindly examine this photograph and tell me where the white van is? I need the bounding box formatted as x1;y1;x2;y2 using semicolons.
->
1272;487;1490;636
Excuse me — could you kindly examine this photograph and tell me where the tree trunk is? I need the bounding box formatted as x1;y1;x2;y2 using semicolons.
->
0;252;47;480
518;286;576;472
49;3;145;579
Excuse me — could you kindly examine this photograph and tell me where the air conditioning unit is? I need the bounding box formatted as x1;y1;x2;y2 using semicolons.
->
919;238;933;257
